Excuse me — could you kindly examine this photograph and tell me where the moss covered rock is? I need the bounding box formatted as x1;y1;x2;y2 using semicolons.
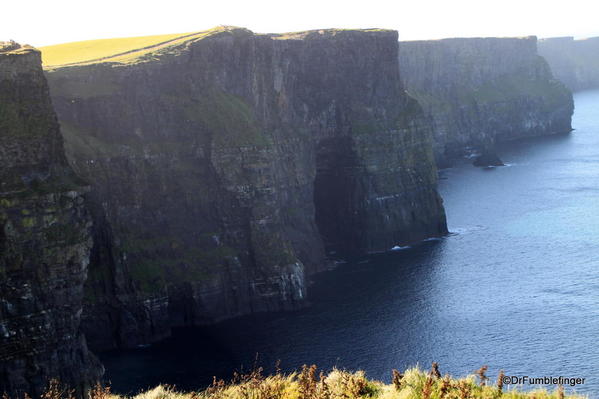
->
45;27;447;350
0;42;102;398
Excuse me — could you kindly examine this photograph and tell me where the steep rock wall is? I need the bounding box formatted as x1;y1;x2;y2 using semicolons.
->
45;27;447;351
538;36;599;92
0;43;102;397
398;37;574;166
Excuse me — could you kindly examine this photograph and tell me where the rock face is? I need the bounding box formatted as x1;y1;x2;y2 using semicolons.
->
538;36;599;92
0;43;102;397
398;37;574;167
44;27;448;351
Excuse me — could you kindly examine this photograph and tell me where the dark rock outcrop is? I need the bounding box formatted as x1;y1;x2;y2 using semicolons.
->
538;36;599;92
472;150;504;167
0;42;102;397
398;37;574;167
44;27;448;351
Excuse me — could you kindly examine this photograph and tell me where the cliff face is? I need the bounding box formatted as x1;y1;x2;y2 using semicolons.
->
538;36;599;92
44;27;447;350
398;37;574;166
0;43;102;397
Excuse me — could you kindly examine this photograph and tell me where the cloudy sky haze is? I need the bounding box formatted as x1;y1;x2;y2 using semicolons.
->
4;0;599;46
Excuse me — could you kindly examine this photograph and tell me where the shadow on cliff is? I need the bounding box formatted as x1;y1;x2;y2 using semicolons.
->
99;238;447;394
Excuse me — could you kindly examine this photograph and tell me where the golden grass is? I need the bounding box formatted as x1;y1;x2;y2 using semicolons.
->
39;28;230;67
12;364;585;399
40;26;394;67
109;366;587;399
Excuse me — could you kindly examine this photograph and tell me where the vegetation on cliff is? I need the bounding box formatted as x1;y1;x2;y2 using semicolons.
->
398;37;574;166
6;365;584;399
39;28;230;67
44;26;447;351
40;27;398;68
0;42;102;397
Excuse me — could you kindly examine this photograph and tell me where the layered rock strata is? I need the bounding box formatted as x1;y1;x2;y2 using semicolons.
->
44;27;448;350
0;42;102;397
539;36;599;92
398;37;574;166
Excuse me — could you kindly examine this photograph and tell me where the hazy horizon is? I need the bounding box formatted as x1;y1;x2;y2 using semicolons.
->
4;0;599;47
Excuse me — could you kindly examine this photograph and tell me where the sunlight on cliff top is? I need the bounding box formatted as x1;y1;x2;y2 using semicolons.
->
39;27;235;68
40;26;397;68
0;41;35;55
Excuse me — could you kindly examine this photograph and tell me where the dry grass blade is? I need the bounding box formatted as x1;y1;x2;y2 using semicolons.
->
431;362;441;379
475;366;489;387
496;370;505;394
391;369;403;391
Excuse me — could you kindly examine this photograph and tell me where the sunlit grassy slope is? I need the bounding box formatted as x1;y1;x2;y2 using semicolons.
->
39;28;226;67
40;27;394;68
26;366;586;399
112;367;585;399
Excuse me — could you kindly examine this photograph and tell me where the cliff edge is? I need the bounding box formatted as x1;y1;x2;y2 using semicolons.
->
43;27;448;350
539;36;599;92
399;37;574;166
0;42;102;397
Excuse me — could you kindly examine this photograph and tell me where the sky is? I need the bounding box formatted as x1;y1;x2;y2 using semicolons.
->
3;0;599;47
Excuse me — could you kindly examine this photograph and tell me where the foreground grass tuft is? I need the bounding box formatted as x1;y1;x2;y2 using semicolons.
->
4;364;585;399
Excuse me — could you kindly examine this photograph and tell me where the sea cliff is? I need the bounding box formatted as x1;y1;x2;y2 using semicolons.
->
538;36;599;92
0;42;102;397
43;27;448;351
398;37;574;166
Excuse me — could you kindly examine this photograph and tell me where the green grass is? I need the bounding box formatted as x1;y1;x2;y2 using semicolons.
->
119;234;239;294
182;91;271;148
408;57;570;116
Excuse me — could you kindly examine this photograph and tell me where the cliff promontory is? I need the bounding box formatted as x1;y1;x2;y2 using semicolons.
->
398;37;574;166
538;36;599;92
0;42;102;397
43;27;448;350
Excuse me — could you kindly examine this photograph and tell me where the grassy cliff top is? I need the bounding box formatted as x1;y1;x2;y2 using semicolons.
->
41;26;395;68
39;27;234;68
540;36;599;43
0;41;36;55
270;28;395;40
399;35;537;44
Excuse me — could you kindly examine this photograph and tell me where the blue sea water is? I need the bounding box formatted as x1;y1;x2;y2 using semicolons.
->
102;90;599;397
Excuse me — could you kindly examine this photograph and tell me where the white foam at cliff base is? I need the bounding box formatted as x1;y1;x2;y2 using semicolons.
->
391;245;411;251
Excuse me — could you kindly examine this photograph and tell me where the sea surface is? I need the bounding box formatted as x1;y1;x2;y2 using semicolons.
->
101;90;599;397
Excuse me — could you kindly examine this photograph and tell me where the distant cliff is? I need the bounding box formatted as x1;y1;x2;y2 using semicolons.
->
398;37;574;166
0;43;102;397
538;36;599;92
44;27;447;351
